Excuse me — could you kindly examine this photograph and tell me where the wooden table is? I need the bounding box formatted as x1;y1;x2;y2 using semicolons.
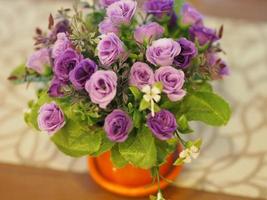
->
0;163;263;200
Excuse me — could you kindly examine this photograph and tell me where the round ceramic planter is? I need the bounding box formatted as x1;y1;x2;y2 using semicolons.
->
88;149;182;197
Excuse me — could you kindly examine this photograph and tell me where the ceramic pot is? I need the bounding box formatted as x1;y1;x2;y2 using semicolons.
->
88;148;182;197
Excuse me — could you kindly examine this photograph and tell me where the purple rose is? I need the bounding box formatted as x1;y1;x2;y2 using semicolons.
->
48;76;65;97
52;33;71;59
174;38;197;68
85;70;117;109
104;109;133;142
38;102;65;134
155;66;186;101
189;25;219;46
97;33;125;67
69;59;98;90
106;0;137;25
147;109;177;140
181;3;203;25
99;0;119;7
129;62;154;89
54;48;81;82
26;48;50;74
99;18;120;35
134;22;164;44
146;38;181;66
207;53;230;78
143;0;174;18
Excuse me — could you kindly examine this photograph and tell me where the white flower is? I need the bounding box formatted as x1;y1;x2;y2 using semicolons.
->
141;84;161;116
179;145;200;164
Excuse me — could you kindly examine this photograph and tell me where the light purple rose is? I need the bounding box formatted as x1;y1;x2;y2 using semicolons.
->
134;22;164;44
129;62;154;89
38;102;65;134
69;59;98;90
26;48;50;74
181;3;203;25
146;38;181;66
147;109;177;140
99;18;120;35
52;33;71;59
99;0;119;7
97;33;125;67
48;76;65;97
189;25;219;46
155;66;186;101
174;37;197;68
54;48;81;82
85;70;117;109
143;0;174;18
106;0;137;25
104;109;133;142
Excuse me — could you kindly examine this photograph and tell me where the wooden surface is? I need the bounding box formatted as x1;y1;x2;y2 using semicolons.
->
0;163;263;200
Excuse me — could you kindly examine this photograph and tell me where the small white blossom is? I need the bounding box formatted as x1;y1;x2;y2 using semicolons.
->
179;145;200;164
141;84;161;116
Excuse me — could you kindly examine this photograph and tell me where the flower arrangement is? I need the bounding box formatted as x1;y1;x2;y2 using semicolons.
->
9;0;231;199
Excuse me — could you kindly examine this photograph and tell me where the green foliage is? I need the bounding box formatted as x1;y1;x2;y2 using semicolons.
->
180;91;231;126
139;98;150;111
129;86;142;101
119;127;157;169
24;90;52;130
8;64;51;85
177;115;193;134
174;0;185;16
91;132;114;157
155;139;176;165
111;144;128;168
51;122;103;157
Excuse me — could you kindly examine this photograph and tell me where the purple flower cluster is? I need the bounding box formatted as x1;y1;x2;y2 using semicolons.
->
189;25;219;46
181;3;203;25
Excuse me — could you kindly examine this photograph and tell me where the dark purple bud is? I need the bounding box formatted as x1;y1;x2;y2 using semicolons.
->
69;59;98;90
174;37;197;68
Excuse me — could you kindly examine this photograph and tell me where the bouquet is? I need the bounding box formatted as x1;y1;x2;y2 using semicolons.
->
9;0;231;199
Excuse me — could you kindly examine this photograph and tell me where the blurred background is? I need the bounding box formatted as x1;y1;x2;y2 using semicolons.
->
0;0;267;199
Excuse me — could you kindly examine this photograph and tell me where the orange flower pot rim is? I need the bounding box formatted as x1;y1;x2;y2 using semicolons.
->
88;156;183;197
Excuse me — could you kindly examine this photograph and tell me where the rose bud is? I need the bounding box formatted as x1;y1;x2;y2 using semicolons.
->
26;48;50;74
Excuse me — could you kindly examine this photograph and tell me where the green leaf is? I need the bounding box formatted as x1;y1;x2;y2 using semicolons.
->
129;86;142;101
51;123;102;157
119;127;157;169
177;115;193;134
154;82;163;92
174;157;184;166
156;139;176;165
91;131;114;157
111;144;128;168
133;110;142;128
185;139;202;149
139;98;150;111
174;0;185;16
180;91;231;126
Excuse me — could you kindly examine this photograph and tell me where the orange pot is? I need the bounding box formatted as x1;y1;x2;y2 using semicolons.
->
88;148;182;197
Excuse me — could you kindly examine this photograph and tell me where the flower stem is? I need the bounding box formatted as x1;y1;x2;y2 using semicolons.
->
175;130;187;147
